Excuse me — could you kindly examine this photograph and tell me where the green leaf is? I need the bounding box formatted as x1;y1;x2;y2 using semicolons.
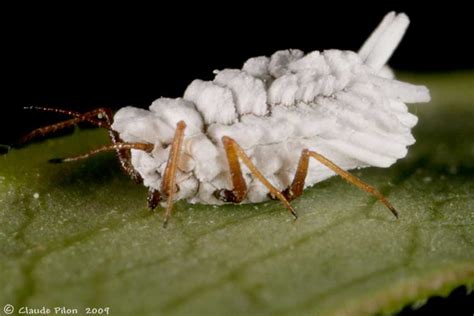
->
1;72;473;316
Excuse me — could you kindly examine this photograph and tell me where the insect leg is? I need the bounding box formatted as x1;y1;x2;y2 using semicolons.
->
22;106;142;183
21;116;83;144
48;142;154;163
147;188;162;211
213;136;248;203
218;136;297;219
161;121;187;227
281;149;311;201
21;106;111;143
307;150;398;218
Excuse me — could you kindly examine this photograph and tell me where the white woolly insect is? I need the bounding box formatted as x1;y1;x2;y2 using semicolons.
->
23;12;430;224
112;12;429;205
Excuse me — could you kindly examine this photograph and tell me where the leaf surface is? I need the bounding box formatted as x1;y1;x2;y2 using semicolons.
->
1;72;473;316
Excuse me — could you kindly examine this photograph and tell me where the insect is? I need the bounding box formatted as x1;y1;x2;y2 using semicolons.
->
21;12;430;226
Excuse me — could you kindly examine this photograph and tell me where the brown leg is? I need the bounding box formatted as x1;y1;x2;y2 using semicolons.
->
217;136;297;219
21;106;112;143
161;121;187;227
147;188;162;211
22;106;142;183
282;149;398;218
214;136;248;203
308;151;398;218
20;117;83;144
282;149;310;201
48;142;154;163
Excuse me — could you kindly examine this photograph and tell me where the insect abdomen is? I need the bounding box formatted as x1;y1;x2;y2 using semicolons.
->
112;12;431;205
